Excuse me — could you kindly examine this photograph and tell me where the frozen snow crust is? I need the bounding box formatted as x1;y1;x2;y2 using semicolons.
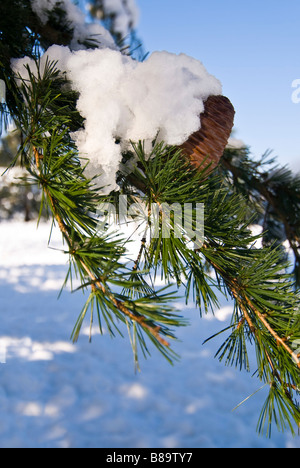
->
13;46;222;192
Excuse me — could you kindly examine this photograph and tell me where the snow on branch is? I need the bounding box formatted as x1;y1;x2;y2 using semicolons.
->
90;0;140;38
30;0;116;49
12;46;222;193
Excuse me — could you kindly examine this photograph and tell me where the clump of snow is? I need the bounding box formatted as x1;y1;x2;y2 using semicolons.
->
30;0;115;50
99;0;140;38
12;46;222;193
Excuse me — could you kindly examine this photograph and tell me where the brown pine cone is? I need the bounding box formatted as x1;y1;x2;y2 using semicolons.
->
179;95;235;172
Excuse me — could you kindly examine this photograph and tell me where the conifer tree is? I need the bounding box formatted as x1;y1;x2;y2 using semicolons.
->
0;0;299;437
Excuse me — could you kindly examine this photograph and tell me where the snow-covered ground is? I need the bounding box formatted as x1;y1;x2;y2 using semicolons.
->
0;220;299;448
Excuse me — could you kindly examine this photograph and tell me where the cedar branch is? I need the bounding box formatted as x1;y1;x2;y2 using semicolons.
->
201;243;300;369
33;146;170;348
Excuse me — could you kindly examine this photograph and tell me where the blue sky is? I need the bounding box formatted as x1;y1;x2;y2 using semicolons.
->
136;0;300;170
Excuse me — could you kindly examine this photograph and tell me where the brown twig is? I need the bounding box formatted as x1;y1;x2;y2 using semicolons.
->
33;146;42;170
78;254;170;347
133;237;146;272
233;282;300;369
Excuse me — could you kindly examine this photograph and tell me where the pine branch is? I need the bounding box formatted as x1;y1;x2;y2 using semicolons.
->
33;137;179;352
221;148;300;286
3;57;186;365
2;17;299;434
126;142;300;433
201;241;300;434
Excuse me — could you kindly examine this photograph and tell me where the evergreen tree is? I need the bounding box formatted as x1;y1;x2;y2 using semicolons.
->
0;0;299;437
